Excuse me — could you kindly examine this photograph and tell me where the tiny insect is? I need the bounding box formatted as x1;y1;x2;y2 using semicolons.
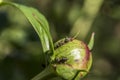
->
54;37;73;49
55;57;68;64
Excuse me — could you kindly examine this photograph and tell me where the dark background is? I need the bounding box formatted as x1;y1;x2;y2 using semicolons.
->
0;0;120;80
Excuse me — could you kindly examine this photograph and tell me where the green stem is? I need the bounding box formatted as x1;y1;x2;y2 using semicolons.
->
31;65;54;80
70;0;103;39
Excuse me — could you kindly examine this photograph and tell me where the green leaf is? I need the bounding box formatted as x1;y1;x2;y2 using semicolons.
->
0;1;54;53
88;32;95;50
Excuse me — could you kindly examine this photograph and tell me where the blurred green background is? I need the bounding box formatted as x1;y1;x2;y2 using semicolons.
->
0;0;120;80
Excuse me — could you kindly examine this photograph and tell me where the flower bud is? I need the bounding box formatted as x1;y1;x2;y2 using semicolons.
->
50;37;93;80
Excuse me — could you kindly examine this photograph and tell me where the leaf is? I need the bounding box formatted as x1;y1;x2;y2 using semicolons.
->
0;1;54;53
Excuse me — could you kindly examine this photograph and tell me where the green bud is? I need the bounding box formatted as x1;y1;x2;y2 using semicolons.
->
50;34;94;80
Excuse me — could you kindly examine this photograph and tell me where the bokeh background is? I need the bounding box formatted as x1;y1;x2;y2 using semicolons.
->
0;0;120;80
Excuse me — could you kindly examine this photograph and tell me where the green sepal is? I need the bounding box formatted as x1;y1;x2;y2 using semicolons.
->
56;65;77;80
88;32;95;50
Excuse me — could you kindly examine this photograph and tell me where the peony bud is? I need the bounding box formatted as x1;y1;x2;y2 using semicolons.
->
50;33;94;80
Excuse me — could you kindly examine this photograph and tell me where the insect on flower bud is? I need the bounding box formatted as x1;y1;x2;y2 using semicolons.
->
50;33;94;80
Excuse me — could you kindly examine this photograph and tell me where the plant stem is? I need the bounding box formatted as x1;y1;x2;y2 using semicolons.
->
31;65;54;80
70;0;103;39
